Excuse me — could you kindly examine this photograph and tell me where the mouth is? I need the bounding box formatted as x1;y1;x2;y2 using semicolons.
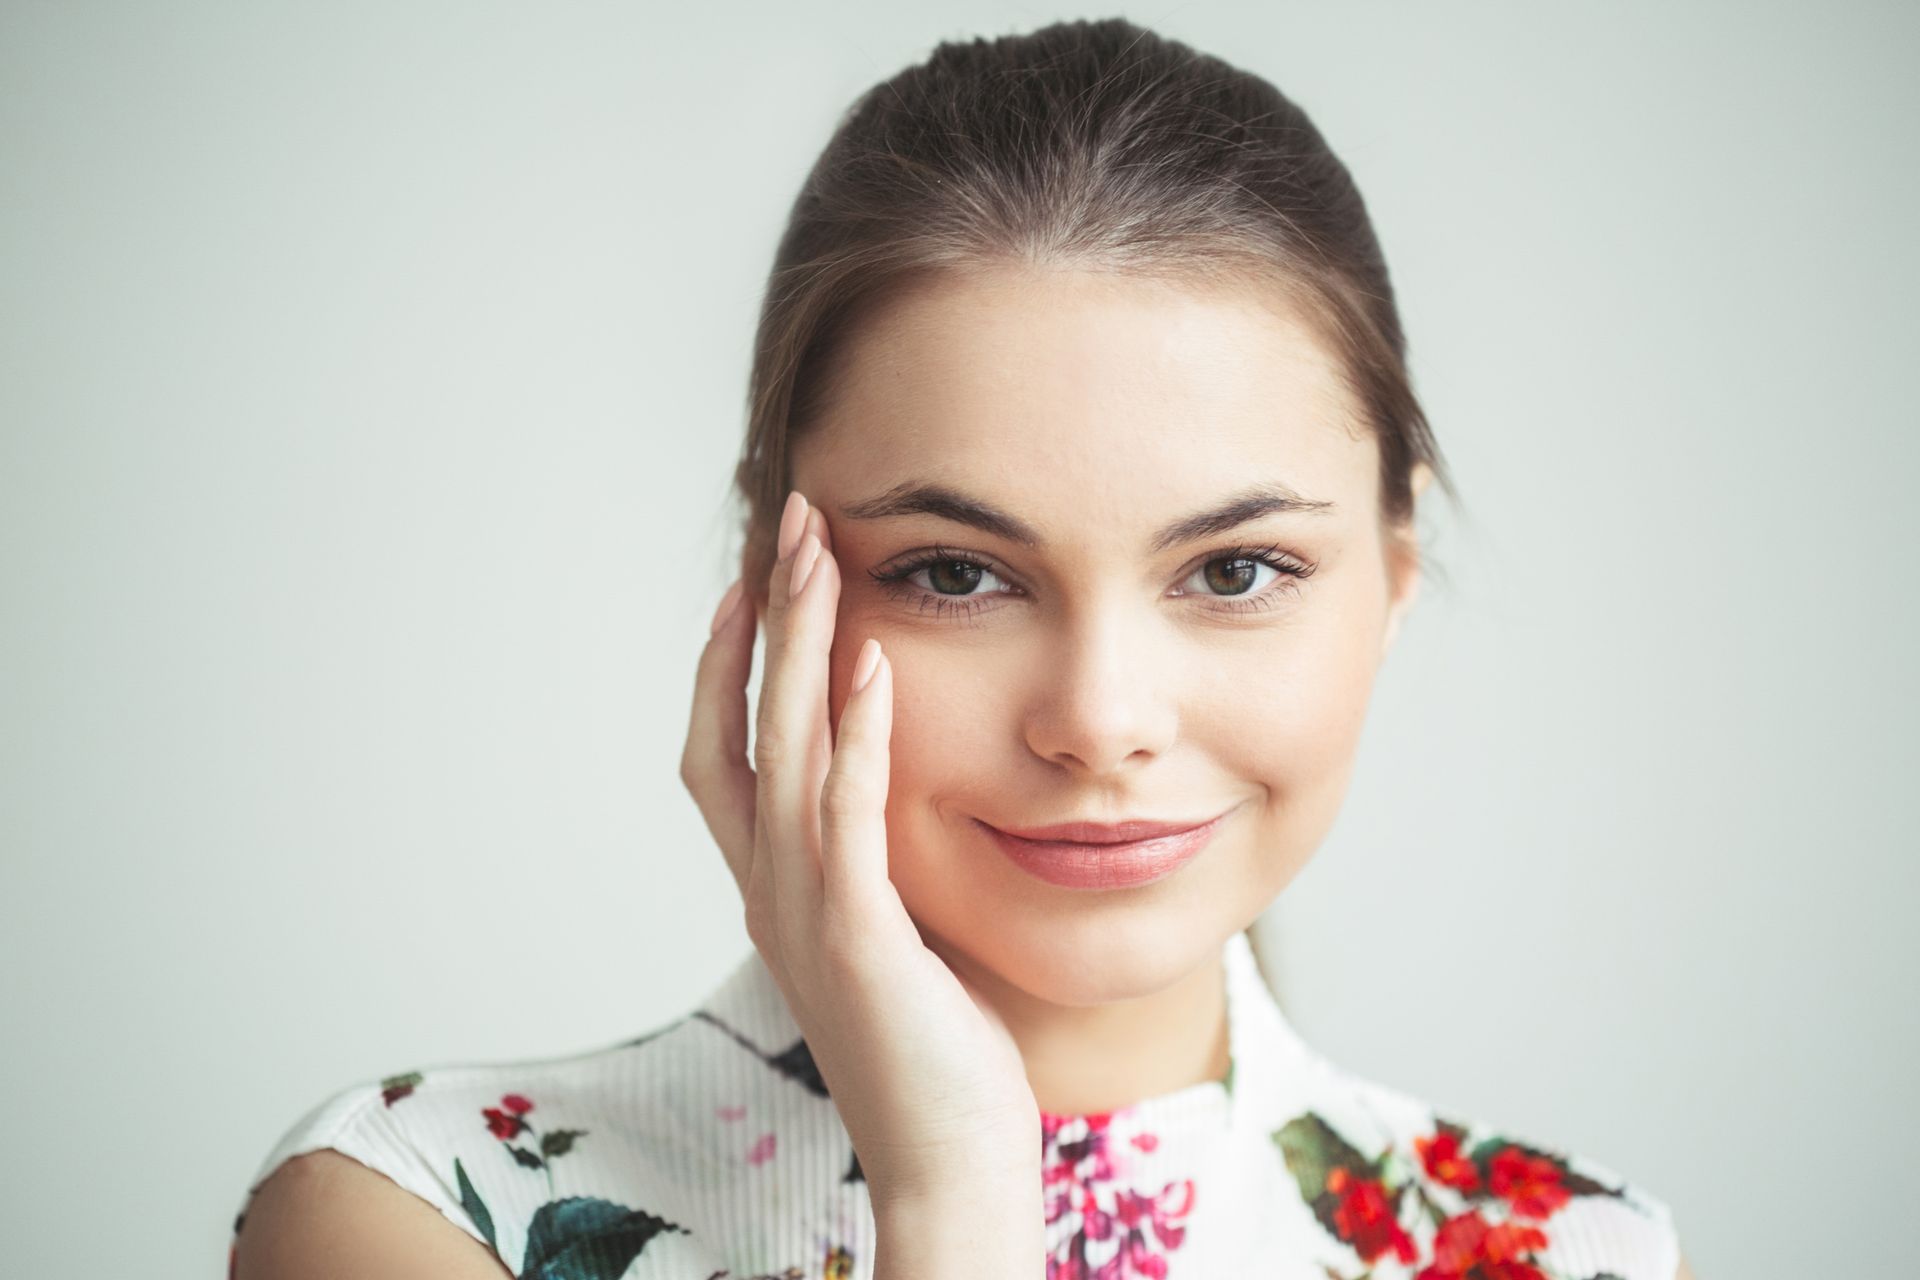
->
974;803;1238;891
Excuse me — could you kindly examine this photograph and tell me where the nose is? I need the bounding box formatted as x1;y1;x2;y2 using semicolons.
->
1021;600;1178;777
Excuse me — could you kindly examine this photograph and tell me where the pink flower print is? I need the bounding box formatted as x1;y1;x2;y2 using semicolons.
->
716;1104;748;1122
1041;1109;1194;1279
1117;1181;1193;1252
746;1132;777;1165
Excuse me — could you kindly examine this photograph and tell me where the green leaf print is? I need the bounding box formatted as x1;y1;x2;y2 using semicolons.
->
453;1158;499;1255
519;1196;690;1280
764;1038;830;1098
1272;1111;1383;1198
541;1129;588;1159
689;1012;828;1099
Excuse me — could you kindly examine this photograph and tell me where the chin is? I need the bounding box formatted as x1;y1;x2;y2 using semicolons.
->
915;897;1232;1009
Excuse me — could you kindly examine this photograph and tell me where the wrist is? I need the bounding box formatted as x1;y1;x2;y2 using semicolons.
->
863;1119;1041;1215
873;1176;1043;1277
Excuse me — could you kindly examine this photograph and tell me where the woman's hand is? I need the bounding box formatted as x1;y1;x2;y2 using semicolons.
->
680;489;1042;1215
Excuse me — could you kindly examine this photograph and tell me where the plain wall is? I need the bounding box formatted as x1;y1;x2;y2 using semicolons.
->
2;2;1913;1274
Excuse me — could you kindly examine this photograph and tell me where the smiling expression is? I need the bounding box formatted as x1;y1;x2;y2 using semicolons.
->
784;260;1425;1006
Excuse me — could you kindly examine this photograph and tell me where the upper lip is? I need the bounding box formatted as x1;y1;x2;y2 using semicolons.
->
981;809;1231;845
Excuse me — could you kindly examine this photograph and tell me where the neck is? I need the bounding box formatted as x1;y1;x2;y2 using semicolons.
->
933;935;1233;1117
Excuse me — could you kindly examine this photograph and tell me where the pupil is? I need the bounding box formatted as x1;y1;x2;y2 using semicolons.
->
927;560;982;595
1206;559;1257;595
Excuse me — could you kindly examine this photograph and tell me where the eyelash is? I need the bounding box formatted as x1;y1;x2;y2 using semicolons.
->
867;542;1316;621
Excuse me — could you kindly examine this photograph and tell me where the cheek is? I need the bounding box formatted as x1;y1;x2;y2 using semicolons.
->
877;646;1002;803
1192;579;1389;798
825;600;1005;804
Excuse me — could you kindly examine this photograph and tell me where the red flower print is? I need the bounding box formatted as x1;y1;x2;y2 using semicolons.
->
1414;1209;1550;1280
1486;1146;1571;1220
1324;1165;1419;1265
477;1092;587;1198
1414;1130;1482;1194
1278;1109;1651;1280
482;1106;528;1140
379;1071;422;1108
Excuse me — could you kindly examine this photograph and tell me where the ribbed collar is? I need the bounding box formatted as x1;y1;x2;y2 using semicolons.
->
694;926;1321;1140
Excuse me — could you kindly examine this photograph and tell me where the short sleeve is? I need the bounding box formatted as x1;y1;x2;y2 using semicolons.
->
1330;1071;1683;1280
230;1078;499;1264
1543;1140;1682;1280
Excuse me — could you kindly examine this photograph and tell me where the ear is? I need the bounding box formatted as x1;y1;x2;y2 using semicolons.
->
1379;462;1432;661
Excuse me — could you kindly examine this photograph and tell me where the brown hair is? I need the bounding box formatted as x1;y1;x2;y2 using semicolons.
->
729;17;1457;594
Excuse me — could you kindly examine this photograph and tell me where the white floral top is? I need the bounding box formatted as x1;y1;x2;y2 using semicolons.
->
231;929;1681;1279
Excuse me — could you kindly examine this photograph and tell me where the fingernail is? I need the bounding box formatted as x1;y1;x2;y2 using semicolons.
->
807;503;832;553
776;490;809;562
708;577;744;636
851;637;882;692
788;532;821;600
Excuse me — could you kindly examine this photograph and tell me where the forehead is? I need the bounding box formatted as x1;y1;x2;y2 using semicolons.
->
798;264;1377;527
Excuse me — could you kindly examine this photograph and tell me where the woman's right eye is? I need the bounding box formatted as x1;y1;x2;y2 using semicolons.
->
908;558;1003;596
869;549;1015;618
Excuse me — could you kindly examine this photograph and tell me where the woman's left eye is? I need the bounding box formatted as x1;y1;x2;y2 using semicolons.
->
869;543;1313;620
1167;548;1305;614
1171;546;1313;613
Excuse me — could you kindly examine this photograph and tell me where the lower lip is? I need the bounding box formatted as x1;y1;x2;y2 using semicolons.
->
977;809;1232;891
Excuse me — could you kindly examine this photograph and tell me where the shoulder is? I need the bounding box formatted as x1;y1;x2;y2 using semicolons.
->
231;950;843;1279
232;1148;512;1280
229;1016;713;1280
1272;1059;1686;1280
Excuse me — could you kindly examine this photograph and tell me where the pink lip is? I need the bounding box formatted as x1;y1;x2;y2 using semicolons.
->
975;805;1236;890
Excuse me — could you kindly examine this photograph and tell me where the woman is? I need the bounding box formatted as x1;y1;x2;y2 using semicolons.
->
231;18;1696;1279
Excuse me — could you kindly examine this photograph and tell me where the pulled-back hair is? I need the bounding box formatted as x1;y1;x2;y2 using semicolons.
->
731;17;1456;591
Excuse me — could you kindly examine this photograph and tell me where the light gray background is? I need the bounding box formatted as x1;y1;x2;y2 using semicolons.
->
3;2;1912;1275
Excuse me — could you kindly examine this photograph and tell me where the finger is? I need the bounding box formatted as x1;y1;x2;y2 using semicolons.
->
802;504;835;764
818;638;894;912
808;501;833;552
755;492;836;906
681;574;756;894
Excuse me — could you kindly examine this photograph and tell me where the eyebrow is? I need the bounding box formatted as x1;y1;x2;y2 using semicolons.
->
838;480;1335;553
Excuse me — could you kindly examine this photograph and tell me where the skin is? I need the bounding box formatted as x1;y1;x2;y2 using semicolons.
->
230;259;1697;1280
753;260;1427;1118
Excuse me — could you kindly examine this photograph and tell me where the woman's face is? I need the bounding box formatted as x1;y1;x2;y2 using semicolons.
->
786;262;1425;1008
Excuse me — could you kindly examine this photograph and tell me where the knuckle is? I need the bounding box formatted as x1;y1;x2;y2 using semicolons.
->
751;724;791;772
818;772;871;825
